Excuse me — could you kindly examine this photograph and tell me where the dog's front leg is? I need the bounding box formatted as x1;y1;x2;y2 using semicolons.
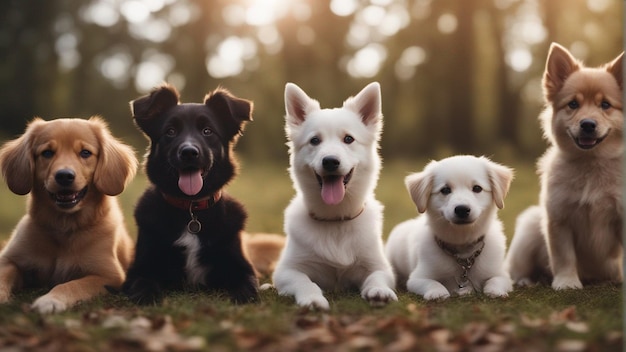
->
406;270;450;300
31;274;115;313
483;275;513;297
546;219;582;290
360;269;398;307
273;268;329;310
0;259;20;303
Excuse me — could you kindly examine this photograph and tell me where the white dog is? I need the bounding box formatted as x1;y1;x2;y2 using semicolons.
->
272;82;398;310
385;155;514;300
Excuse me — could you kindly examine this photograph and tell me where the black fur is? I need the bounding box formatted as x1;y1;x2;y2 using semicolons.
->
122;84;258;305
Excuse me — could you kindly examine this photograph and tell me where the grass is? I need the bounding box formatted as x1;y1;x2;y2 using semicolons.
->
0;157;622;351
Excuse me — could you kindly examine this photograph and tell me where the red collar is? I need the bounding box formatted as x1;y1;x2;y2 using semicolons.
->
162;191;222;211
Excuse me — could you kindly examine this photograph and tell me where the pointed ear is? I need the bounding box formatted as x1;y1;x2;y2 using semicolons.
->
91;117;138;196
130;84;180;134
543;43;581;103
284;83;320;126
204;88;253;142
343;82;382;127
605;51;624;90
0;118;44;195
483;157;514;209
404;162;435;213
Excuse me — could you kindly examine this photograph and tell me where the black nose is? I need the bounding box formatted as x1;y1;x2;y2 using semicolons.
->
580;119;596;133
179;145;200;161
55;169;75;187
454;205;471;219
322;156;340;172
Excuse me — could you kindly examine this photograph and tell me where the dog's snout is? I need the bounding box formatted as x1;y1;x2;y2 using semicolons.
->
55;169;76;187
454;205;471;219
179;145;200;161
322;156;340;172
580;119;596;133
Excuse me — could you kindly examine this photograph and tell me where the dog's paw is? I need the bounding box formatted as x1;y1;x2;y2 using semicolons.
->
362;286;398;307
296;293;330;310
31;295;68;314
122;278;162;305
552;275;583;290
423;288;450;301
514;277;536;287
0;287;11;303
228;276;260;304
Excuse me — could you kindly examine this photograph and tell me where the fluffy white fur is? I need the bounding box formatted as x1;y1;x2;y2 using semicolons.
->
505;43;624;289
272;82;397;310
385;155;514;300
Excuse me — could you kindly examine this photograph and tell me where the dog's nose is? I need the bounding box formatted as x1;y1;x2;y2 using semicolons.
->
55;169;75;187
454;205;471;219
322;156;340;172
179;145;200;161
580;119;596;133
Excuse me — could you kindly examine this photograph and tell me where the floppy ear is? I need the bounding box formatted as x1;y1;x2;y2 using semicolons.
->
543;43;581;103
130;84;180;135
91;117;138;196
284;83;321;127
605;51;624;90
483;157;514;209
404;162;435;213
0;118;44;195
204;88;253;142
343;82;383;129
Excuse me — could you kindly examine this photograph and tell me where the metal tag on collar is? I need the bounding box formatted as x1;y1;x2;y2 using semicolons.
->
187;205;202;234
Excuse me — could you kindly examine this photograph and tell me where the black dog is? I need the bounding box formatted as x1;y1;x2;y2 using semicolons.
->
122;84;258;304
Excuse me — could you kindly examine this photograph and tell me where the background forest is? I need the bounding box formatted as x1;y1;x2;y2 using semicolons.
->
0;0;622;161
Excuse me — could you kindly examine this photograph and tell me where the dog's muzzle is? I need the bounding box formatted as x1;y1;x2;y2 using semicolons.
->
573;118;607;150
49;187;88;209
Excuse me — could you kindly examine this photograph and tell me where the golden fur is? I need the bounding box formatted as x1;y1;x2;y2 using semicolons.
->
506;43;623;289
242;232;285;278
0;117;137;313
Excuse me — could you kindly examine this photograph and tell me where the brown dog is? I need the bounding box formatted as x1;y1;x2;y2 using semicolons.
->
0;117;137;313
506;43;623;289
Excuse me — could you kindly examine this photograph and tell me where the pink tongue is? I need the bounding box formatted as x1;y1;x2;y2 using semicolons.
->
178;170;203;196
321;176;345;205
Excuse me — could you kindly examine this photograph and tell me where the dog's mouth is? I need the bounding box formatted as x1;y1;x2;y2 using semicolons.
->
49;187;88;209
178;168;206;196
315;168;354;205
572;132;608;150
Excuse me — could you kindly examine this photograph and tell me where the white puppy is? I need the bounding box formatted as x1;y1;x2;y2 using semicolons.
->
272;82;397;310
385;155;514;300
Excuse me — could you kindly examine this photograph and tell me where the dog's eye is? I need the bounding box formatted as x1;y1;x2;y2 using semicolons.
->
567;100;579;109
472;185;483;193
202;128;213;136
79;150;92;159
601;100;612;110
166;128;176;137
440;186;451;195
344;135;355;144
310;137;321;146
41;150;54;159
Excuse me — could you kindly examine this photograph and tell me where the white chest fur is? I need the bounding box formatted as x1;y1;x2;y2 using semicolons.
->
174;231;208;285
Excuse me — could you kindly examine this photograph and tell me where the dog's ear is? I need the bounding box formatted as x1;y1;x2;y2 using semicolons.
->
130;84;180;134
0;118;44;195
284;83;321;127
605;51;624;90
404;163;435;213
204;88;253;141
344;82;383;128
91;117;138;196
483;157;514;209
543;43;581;103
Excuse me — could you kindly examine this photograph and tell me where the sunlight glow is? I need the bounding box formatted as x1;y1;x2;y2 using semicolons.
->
347;44;387;78
507;48;532;72
245;0;289;26
587;0;611;13
330;0;357;17
437;13;457;34
206;36;258;78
